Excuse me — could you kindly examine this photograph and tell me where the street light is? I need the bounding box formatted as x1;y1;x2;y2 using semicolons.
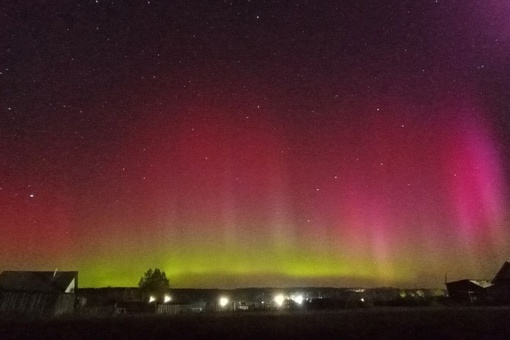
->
219;297;229;308
274;294;284;307
292;295;304;305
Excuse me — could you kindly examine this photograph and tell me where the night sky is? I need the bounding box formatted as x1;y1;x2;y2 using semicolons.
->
2;1;510;288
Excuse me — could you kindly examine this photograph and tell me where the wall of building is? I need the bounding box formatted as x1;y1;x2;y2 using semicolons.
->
0;292;75;316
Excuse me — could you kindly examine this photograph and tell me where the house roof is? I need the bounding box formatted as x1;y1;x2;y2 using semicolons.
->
469;280;493;288
493;262;510;283
0;271;77;293
446;279;493;290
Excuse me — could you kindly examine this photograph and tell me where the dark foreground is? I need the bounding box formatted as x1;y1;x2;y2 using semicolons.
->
1;307;510;339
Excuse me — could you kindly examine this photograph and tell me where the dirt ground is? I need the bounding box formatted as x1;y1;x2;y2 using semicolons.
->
1;306;510;339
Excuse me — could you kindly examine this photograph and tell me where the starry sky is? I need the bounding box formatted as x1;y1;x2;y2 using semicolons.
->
2;0;510;288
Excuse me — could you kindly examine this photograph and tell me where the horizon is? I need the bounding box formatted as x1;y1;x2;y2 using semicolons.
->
0;265;502;290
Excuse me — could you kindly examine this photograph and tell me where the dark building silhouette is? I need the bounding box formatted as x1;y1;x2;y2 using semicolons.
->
0;270;77;316
447;262;510;304
446;279;492;303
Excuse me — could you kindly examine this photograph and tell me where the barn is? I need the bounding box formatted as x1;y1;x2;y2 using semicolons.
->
0;270;78;316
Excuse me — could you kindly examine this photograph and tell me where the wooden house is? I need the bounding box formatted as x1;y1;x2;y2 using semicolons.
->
0;270;77;316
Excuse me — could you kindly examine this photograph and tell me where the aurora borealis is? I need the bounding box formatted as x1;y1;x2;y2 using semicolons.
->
2;1;510;288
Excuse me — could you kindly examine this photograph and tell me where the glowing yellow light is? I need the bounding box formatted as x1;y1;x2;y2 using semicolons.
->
274;294;284;307
219;297;229;307
292;295;304;305
149;296;156;303
164;295;171;303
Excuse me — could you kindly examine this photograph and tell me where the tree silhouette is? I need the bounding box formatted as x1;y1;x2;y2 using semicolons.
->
138;268;170;298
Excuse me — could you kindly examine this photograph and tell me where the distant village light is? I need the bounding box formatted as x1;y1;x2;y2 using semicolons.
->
164;295;171;303
293;295;304;305
149;296;156;303
274;294;285;307
219;297;229;307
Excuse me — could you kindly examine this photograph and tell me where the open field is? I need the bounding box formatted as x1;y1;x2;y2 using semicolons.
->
1;306;510;339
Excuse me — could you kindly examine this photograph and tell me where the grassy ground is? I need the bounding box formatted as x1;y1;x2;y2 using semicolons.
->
1;306;509;339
